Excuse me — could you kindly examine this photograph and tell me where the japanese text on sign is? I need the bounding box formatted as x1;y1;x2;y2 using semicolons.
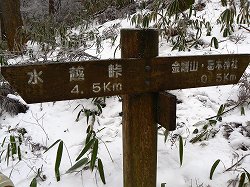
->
171;58;239;84
108;64;122;78
27;69;43;85
70;63;123;95
69;66;85;81
207;59;238;71
172;61;199;73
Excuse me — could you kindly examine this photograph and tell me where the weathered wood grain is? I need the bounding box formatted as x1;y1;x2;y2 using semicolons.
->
157;92;176;131
1;59;146;103
1;54;249;103
121;29;158;187
152;54;250;90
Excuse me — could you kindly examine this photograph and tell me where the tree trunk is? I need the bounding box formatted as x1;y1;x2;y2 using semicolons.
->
0;0;23;51
49;0;55;15
0;10;2;42
117;0;135;8
0;0;6;42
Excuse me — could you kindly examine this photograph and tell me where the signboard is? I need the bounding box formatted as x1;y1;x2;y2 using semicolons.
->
153;54;250;90
1;59;146;103
1;54;249;103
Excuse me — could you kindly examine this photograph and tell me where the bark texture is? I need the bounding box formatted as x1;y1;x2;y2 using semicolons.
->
0;0;23;51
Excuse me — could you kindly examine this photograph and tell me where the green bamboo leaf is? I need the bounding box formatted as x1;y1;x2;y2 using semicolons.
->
226;9;231;24
76;110;83;122
223;27;229;37
161;183;167;187
190;131;207;143
96;104;102;114
137;14;142;25
18;146;22;161
196;28;202;39
30;178;37;187
217;104;225;117
0;150;5;162
188;6;193;18
6;144;10;166
86;125;91;134
211;37;219;49
243;169;250;182
210;159;220;180
237;14;241;24
230;25;234;32
216;104;225;121
142;16;149;28
85;131;92;145
203;124;209;130
44;139;61;153
90;139;99;171
55;169;60;182
179;135;184;166
209;120;217;125
131;15;136;25
85;110;91;124
98;159;106;184
241;106;245;116
164;130;169;143
0;56;3;65
55;141;63;181
10;135;17;155
18;135;22;145
238;173;245;187
207;30;211;36
1;136;7;147
221;0;227;7
221;10;228;22
76;138;95;161
193;128;199;134
67;157;89;173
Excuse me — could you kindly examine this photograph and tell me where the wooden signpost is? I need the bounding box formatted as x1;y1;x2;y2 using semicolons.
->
1;54;248;103
1;29;250;187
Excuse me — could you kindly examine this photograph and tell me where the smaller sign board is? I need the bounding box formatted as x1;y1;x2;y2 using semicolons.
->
157;92;176;131
152;54;250;90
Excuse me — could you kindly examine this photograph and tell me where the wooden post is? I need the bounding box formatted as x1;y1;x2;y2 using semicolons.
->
121;29;159;187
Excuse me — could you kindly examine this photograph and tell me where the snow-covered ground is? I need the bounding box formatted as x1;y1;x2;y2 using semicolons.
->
1;0;250;186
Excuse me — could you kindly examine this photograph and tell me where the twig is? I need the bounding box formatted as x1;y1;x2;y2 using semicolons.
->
23;160;46;181
22;111;49;144
218;39;229;43
9;160;21;178
98;138;114;162
63;142;73;166
206;101;243;120
224;154;250;172
239;25;250;32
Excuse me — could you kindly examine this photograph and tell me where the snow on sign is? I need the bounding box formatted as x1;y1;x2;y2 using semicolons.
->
1;54;249;103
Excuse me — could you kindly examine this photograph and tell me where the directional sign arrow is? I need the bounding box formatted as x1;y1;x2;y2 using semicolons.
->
1;54;249;103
